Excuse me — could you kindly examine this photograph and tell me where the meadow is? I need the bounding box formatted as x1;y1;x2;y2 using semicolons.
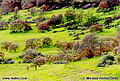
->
0;3;120;81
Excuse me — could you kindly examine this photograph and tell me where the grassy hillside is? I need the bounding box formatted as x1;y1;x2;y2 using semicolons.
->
0;5;120;81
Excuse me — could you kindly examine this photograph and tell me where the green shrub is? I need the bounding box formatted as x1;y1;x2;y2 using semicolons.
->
24;38;42;50
0;20;8;30
1;41;12;51
9;44;18;52
42;37;52;46
65;10;76;21
10;18;32;32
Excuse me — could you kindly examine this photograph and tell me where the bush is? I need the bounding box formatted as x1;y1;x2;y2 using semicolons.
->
24;38;42;50
65;10;76;21
30;7;37;15
1;41;12;51
90;24;103;32
23;55;33;63
55;41;66;48
42;37;52;46
33;57;46;66
1;2;11;15
116;55;120;64
64;42;73;50
9;44;18;52
101;55;115;64
37;22;49;31
23;48;38;58
72;41;80;53
50;14;63;25
10;18;32;32
97;62;105;67
0;20;9;30
105;60;113;65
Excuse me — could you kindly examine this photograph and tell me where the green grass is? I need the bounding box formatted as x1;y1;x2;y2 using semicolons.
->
0;5;120;81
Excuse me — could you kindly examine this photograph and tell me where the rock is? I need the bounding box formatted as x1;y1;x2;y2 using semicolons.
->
69;33;72;36
18;61;21;64
103;10;110;12
3;60;9;64
67;26;71;30
74;34;79;37
68;30;71;32
47;29;51;31
10;60;15;64
62;61;68;64
32;19;36;21
53;30;57;33
81;26;87;31
105;26;110;29
24;20;28;23
82;4;91;9
26;16;32;19
41;31;44;33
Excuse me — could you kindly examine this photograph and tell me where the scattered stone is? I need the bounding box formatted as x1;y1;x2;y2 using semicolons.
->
10;60;15;64
69;33;72;36
26;16;32;19
41;31;44;33
74;34;79;37
53;30;57;33
18;61;21;64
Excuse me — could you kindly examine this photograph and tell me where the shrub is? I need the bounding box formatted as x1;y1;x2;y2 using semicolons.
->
105;60;113;65
30;7;37;15
117;25;120;32
24;38;42;50
33;57;46;66
23;48;38;58
76;13;83;25
101;55;115;64
22;1;33;9
0;20;9;30
104;17;112;26
7;58;12;61
72;41;80;53
116;55;120;64
9;44;18;52
37;22;49;31
23;55;33;63
1;41;12;51
42;37;52;46
1;2;11;15
90;24;103;32
97;62;105;67
40;5;47;12
55;41;66;48
64;42;73;50
10;18;32;32
65;10;76;21
50;14;63;25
